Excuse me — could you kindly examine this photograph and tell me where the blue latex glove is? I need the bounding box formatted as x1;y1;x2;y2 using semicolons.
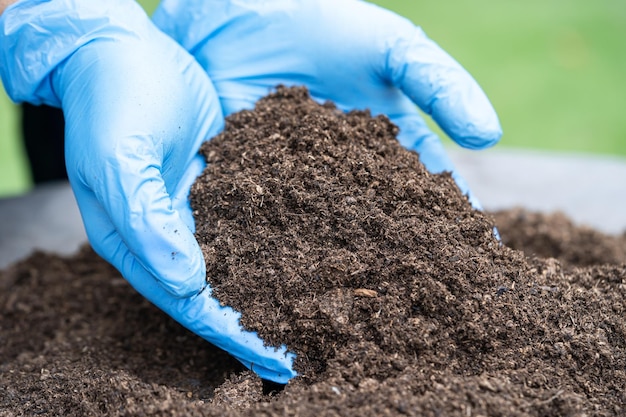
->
153;0;503;210
0;0;296;383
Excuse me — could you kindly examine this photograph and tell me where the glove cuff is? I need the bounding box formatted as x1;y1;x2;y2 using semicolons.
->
0;0;152;106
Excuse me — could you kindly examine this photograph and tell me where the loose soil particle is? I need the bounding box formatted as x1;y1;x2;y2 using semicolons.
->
1;86;624;416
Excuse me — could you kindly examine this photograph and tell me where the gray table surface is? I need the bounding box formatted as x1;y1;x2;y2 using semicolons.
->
1;148;625;269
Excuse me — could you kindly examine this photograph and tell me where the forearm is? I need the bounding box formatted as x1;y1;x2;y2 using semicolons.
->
0;0;18;15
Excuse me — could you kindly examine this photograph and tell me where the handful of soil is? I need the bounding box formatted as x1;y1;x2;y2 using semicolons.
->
190;86;497;378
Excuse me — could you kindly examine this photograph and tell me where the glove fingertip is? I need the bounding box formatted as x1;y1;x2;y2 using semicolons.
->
452;122;502;151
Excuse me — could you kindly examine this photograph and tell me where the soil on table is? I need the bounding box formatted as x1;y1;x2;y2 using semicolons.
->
1;86;624;417
492;208;626;268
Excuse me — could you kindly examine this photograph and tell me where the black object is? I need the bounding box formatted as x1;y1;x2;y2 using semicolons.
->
21;103;67;184
262;379;286;396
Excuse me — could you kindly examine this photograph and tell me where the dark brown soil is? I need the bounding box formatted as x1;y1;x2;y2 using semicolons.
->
1;86;624;416
493;208;626;268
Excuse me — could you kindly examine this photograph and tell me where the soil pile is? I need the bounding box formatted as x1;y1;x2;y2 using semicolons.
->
191;86;499;379
493;208;626;268
0;86;624;416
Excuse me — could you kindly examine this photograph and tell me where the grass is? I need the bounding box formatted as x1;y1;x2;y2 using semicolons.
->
380;0;626;156
1;0;625;196
0;93;29;196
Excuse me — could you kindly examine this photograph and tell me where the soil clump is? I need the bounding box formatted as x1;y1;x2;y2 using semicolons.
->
1;86;624;416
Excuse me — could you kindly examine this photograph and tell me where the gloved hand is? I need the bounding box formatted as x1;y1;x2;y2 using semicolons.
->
153;0;503;209
0;0;296;383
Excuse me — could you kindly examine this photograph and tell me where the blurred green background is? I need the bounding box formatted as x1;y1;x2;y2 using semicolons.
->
1;0;625;197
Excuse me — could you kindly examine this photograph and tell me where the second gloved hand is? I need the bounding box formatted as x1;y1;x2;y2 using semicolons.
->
154;0;503;209
0;0;296;383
